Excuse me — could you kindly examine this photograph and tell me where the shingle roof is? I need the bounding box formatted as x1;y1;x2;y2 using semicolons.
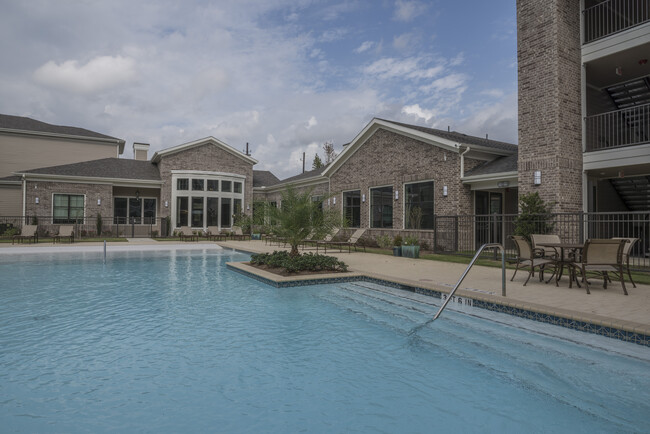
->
0;175;22;182
378;119;518;153
18;158;161;181
276;165;328;185
0;114;123;142
464;154;518;177
253;170;280;187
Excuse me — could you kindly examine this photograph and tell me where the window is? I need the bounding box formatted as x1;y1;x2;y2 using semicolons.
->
207;198;219;226
343;191;360;228
53;194;84;223
207;180;219;191
221;180;232;192
234;198;242;215
405;181;434;229
234;182;242;193
114;198;128;224
191;197;203;227
129;198;142;224
177;179;189;190
371;186;393;228
177;197;188;227
192;179;204;191
221;198;231;227
143;198;156;224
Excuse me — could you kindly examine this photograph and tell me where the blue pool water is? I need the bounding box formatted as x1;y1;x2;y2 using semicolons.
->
1;248;649;432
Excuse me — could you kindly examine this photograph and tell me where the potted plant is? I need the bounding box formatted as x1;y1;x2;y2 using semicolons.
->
401;235;420;258
392;235;403;257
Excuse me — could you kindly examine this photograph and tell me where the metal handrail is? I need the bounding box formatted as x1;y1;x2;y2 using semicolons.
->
433;243;505;321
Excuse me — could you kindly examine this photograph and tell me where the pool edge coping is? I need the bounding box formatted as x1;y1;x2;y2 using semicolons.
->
226;261;650;347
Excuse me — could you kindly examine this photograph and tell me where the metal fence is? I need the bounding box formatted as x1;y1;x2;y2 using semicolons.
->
583;0;650;44
433;211;650;271
0;216;170;239
585;102;650;151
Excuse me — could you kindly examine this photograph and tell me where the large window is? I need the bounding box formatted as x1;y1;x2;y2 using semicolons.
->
53;194;84;223
343;191;361;228
113;197;157;224
114;198;128;224
221;198;231;227
191;197;204;227
405;181;434;229
371;186;393;228
207;198;219;226
143;198;156;223
177;197;189;226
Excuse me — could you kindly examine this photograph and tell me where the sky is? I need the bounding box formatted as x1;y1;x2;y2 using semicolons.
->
0;0;517;179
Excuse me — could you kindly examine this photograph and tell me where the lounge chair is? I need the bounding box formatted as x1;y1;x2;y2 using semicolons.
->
12;224;38;244
178;226;197;242
205;226;227;241
54;225;74;243
318;229;366;253
612;237;639;288
578;238;628;295
231;226;251;241
510;235;557;286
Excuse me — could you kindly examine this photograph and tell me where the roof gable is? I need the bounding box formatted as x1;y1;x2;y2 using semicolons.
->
151;136;258;165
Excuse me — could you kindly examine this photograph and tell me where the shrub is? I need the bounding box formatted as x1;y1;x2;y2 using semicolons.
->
393;235;403;246
3;227;19;238
165;216;171;237
375;235;393;249
250;251;348;273
96;214;103;237
151;230;159;237
31;216;38;225
402;235;419;246
514;192;555;242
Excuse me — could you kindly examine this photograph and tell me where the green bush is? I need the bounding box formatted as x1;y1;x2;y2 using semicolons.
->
402;235;419;246
375;235;393;249
514;192;555;242
250;251;348;273
2;227;19;237
393;235;403;246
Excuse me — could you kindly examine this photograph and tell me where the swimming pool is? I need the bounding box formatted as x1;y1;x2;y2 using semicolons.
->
1;248;649;432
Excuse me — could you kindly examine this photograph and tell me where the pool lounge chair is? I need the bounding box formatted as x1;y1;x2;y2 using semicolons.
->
54;225;74;243
578;238;628;295
510;235;557;286
205;226;227;241
317;229;366;253
178;226;198;242
12;224;38;244
231;226;251;241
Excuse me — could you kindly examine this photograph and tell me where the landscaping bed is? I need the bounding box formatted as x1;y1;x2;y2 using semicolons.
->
249;251;348;276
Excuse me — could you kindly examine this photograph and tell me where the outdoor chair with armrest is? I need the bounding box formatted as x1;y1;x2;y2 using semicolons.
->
231;226;251;241
54;225;74;243
205;226;227;241
12;224;38;245
531;234;561;259
178;226;198;242
578;238;628;295
312;228;341;252
318;228;367;253
510;235;557;286
612;237;639;288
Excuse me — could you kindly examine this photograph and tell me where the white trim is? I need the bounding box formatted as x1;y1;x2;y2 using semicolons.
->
151;136;257;165
583;144;650;171
461;171;518;183
581;21;650;63
22;175;26;218
258;175;328;192
170;169;247;179
15;172;163;186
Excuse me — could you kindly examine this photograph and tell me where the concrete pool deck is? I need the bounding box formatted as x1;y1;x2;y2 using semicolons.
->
2;238;649;340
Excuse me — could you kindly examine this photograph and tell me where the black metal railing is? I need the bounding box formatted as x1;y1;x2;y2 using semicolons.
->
583;0;650;44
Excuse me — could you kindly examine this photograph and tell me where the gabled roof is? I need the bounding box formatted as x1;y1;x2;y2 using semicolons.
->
151;136;258;165
253;170;280;187
0;114;125;153
16;158;161;182
464;153;518;177
254;166;328;191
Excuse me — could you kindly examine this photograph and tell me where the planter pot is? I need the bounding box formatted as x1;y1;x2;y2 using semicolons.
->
392;246;402;257
401;245;420;258
251;233;261;240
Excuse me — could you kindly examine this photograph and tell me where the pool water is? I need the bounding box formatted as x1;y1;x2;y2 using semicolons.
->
1;249;649;432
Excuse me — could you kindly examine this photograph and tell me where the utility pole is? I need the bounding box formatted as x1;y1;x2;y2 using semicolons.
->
302;152;305;173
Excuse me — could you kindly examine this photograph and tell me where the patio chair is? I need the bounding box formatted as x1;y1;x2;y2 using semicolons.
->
318;229;366;253
12;224;38;245
178;226;197;242
205;226;227;241
54;225;74;243
231;226;251;241
577;238;628;295
612;237;639;288
510;235;557;286
531;234;561;259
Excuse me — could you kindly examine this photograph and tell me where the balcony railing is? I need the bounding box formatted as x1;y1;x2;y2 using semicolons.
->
583;0;650;44
585;102;650;151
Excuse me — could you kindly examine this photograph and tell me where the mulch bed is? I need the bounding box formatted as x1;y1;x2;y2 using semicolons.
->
247;262;349;277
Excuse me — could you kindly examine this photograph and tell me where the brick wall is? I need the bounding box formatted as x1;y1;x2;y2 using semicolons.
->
517;0;583;212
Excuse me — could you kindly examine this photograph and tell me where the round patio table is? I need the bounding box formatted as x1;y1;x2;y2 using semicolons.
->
537;242;584;287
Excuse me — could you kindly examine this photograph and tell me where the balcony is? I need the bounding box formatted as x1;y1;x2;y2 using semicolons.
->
585;101;650;151
583;0;650;44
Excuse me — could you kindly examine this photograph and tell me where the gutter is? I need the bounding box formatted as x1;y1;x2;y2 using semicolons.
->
22;174;26;218
460;146;471;178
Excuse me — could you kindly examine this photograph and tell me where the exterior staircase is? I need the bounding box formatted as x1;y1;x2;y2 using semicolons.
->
609;176;650;211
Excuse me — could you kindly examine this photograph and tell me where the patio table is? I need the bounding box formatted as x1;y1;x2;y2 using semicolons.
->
537;242;584;287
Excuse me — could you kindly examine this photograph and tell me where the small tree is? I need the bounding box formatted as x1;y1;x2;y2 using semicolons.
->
265;186;342;257
312;154;323;170
514;192;555;242
96;214;103;236
323;141;337;165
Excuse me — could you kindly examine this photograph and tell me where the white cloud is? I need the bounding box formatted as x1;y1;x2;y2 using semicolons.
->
394;0;427;22
306;116;317;129
33;55;136;94
363;57;444;81
401;104;438;122
320;27;348;43
392;32;420;52
354;41;374;53
480;89;505;98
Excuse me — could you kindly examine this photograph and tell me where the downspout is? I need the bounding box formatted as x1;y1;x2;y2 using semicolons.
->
460;146;471;178
21;174;26;220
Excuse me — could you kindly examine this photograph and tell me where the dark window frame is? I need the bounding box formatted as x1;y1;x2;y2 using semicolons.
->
370;186;393;229
343;190;361;228
405;180;434;230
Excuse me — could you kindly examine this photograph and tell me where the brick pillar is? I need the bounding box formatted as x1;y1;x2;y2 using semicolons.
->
517;0;583;212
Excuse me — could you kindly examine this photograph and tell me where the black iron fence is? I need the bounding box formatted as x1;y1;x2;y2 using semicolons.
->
0;216;171;239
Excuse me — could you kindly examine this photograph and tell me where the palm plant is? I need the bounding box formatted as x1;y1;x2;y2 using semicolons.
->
265;186;342;257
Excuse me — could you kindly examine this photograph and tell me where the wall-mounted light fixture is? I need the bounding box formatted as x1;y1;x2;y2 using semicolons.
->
395;190;399;200
362;194;366;203
97;198;101;206
333;197;336;205
247;204;250;210
497;181;510;188
327;198;330;206
35;197;39;204
533;170;542;185
443;186;448;196
165;200;169;208
135;190;141;200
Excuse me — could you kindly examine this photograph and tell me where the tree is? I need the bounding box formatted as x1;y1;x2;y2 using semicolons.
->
312;154;323;169
265;186;342;257
513;192;555;242
323;141;337;165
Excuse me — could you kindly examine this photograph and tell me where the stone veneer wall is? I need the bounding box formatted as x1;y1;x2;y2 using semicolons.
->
517;0;582;212
157;143;254;219
328;128;481;229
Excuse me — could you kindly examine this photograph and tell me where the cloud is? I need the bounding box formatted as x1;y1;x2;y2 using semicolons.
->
394;0;427;22
320;27;348;43
354;41;374;53
306;116;317;129
363;57;444;81
392;32;420;52
480;89;505;98
401;104;438;122
33;55;136;94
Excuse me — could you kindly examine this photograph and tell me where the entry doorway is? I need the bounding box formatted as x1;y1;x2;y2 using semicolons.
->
475;191;503;247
